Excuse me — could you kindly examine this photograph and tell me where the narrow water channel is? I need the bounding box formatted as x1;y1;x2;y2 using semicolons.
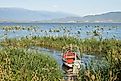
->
29;47;105;81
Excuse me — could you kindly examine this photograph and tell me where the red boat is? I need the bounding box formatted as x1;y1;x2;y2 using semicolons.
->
62;45;81;68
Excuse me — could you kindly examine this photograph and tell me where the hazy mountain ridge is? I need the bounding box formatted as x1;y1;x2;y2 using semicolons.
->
0;8;76;22
0;8;121;23
82;12;121;22
46;12;121;23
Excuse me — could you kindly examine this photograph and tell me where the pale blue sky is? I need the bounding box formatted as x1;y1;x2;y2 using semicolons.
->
0;0;121;16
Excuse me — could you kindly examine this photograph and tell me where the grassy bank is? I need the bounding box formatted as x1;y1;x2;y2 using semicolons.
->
1;36;121;54
0;47;62;81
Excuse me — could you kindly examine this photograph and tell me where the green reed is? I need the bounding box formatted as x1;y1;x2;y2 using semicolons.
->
0;47;62;81
1;36;121;54
0;36;121;80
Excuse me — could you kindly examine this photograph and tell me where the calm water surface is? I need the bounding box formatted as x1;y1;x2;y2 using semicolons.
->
0;23;121;39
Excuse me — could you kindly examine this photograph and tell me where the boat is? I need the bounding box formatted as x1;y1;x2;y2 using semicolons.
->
62;45;81;68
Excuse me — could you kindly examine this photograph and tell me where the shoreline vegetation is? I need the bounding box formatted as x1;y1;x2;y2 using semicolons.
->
1;36;121;54
0;47;62;81
0;36;121;80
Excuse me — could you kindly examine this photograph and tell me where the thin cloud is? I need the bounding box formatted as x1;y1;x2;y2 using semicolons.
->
52;5;58;8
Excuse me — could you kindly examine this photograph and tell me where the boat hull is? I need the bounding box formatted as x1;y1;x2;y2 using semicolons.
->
62;59;81;68
63;62;73;67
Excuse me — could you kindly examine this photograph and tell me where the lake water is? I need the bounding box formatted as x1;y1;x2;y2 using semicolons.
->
0;23;121;39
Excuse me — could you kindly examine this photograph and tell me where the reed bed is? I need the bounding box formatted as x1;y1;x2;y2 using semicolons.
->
79;54;121;81
0;47;62;81
1;36;121;54
0;36;121;80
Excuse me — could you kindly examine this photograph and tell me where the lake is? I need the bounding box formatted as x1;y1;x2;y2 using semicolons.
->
0;23;121;39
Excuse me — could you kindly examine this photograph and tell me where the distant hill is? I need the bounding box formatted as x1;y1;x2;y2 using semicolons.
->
0;8;76;22
0;8;121;23
43;12;121;23
82;12;121;22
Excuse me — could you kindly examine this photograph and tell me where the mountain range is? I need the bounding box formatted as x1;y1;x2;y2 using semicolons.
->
0;8;121;23
0;8;76;22
46;12;121;23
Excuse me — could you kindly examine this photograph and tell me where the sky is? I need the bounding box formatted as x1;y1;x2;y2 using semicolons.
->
0;0;121;16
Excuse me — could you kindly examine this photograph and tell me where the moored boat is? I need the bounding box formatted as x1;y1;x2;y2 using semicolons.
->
62;45;81;68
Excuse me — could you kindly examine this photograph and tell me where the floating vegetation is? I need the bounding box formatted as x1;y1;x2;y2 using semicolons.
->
1;26;38;31
92;30;100;36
